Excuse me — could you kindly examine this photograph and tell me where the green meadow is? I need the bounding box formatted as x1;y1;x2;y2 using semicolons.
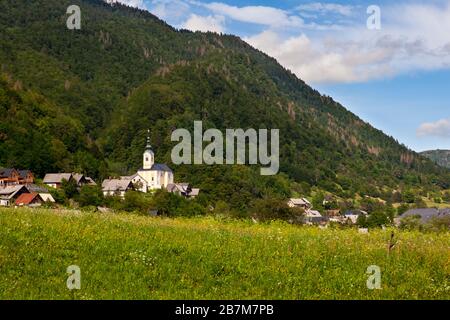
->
0;207;448;300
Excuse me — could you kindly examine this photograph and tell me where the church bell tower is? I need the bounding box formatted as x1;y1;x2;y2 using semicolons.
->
143;130;154;170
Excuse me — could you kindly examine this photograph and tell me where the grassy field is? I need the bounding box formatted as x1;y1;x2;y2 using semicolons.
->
0;207;449;300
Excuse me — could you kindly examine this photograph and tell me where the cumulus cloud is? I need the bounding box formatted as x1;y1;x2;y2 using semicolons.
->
191;1;305;29
182;14;225;33
245;31;397;83
246;2;450;84
417;118;450;137
151;0;191;22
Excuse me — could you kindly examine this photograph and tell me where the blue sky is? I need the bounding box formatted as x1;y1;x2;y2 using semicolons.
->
115;0;450;152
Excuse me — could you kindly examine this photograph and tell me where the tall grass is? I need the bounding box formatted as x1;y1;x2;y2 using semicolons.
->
0;207;448;299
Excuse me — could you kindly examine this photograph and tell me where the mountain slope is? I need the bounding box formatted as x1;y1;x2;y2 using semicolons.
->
1;0;449;209
421;150;450;169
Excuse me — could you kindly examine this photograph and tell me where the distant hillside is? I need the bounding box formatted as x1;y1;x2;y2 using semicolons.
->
1;0;450;210
421;150;450;169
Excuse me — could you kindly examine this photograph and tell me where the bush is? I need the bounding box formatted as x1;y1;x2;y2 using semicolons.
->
61;179;79;199
250;197;302;223
366;211;390;228
77;185;103;207
399;215;421;231
123;191;152;213
423;216;450;233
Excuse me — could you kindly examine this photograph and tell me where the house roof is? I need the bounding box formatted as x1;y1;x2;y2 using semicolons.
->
0;168;17;178
167;183;190;193
15;193;42;205
344;210;368;216
72;174;85;184
0;185;28;199
102;179;133;192
190;188;200;196
305;209;322;218
139;164;172;173
43;173;73;184
289;198;311;206
85;177;97;185
26;184;49;193
18;170;32;179
401;208;450;223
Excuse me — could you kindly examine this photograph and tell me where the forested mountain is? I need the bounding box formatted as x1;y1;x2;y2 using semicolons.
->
1;0;449;210
421;150;450;169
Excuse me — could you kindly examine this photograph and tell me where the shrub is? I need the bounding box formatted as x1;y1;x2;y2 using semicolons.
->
250;197;302;223
77;185;103;207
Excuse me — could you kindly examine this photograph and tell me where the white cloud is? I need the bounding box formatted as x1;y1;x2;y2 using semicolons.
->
150;0;191;22
245;2;450;84
245;31;396;83
193;1;305;29
182;14;225;33
417;118;450;137
296;2;355;17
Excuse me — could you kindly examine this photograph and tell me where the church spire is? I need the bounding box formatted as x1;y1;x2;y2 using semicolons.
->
143;129;154;170
145;129;152;150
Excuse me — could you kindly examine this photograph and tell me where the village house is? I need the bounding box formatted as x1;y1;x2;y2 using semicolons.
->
121;173;149;193
304;209;325;225
43;173;95;189
26;184;55;203
102;179;134;198
0;185;29;206
287;198;312;210
43;173;73;189
0;168;35;186
18;170;34;184
0;168;19;186
167;183;200;199
344;210;368;224
15;193;44;207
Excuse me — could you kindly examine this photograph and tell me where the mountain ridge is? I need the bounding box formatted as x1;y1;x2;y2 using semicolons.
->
421;150;450;169
1;0;449;210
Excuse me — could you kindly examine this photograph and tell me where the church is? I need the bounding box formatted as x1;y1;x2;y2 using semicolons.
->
127;132;174;193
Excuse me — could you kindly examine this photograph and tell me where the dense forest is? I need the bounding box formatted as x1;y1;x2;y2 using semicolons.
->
1;0;449;212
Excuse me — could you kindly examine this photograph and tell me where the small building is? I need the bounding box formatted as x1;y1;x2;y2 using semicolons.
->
288;198;312;210
43;173;73;189
0;168;34;186
43;173;94;189
167;183;200;199
15;193;44;207
0;168;20;187
122;173;149;193
0;185;30;206
304;209;325;225
72;174;88;187
18;170;34;184
25;184;55;203
102;179;134;198
344;210;368;224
